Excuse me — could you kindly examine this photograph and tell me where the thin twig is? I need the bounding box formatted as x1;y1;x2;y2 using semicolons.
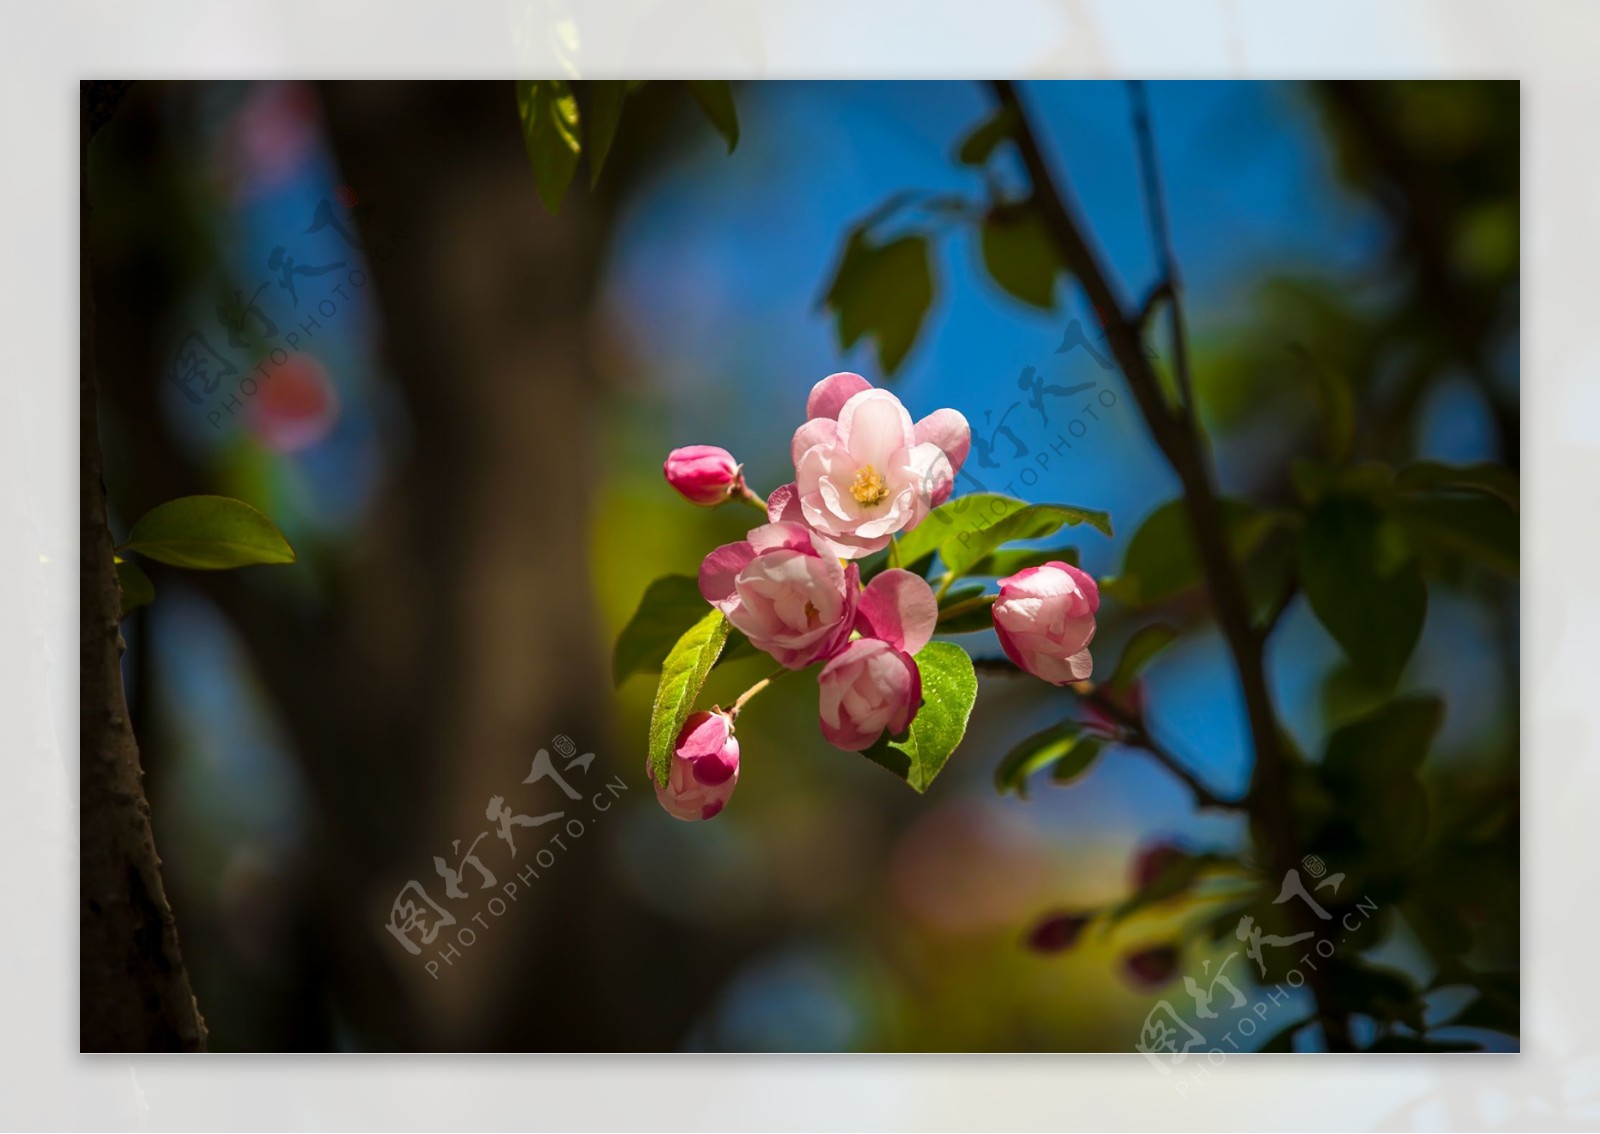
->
971;657;1240;812
1129;81;1195;412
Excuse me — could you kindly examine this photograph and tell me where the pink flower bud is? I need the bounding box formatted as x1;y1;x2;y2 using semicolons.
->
649;710;740;821
1122;944;1181;988
663;445;741;506
817;638;921;752
992;561;1099;685
1025;910;1090;954
1131;841;1190;891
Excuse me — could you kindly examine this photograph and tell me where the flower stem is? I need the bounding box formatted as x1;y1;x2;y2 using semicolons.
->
936;592;995;625
734;481;769;514
728;666;789;720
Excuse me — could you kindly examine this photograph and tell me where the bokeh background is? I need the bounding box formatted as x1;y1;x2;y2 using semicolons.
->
85;79;1518;1052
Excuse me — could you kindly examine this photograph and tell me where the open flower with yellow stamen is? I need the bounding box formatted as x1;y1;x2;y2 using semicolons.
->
777;372;971;559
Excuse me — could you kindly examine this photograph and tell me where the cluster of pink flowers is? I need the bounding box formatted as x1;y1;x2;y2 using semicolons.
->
652;372;1098;820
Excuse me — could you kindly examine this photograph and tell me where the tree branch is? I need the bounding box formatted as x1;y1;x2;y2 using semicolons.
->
989;80;1352;1049
79;80;207;1052
1129;81;1194;411
971;657;1239;812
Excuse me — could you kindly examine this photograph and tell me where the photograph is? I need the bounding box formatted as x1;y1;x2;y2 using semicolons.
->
78;77;1519;1058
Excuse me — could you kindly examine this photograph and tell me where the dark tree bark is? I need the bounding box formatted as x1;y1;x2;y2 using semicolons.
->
79;80;207;1053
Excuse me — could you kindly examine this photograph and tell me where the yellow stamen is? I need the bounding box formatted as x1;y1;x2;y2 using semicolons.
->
803;600;820;627
849;464;889;506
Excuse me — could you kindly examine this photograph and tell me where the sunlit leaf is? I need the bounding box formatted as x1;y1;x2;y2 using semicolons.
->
122;495;295;569
647;608;731;788
897;494;1111;576
861;641;976;792
516;79;582;213
688;80;739;152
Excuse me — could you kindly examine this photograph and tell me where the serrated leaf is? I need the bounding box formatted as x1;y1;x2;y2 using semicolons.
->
688;80;739;152
823;229;934;376
863;641;976;792
114;558;153;617
1107;623;1179;694
994;721;1103;797
981;203;1061;309
897;494;1112;574
956;104;1019;165
122;495;295;569
584;80;628;186
1299;496;1427;689
647;609;731;788
516;79;582;213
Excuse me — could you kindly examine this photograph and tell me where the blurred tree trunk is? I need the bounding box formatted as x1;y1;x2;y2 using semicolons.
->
96;81;736;1051
79;80;208;1053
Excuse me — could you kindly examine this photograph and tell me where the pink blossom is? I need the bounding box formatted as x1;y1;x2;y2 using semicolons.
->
663;445;741;506
649;710;740;821
699;521;860;669
788;373;971;558
992;561;1099;684
817;639;922;752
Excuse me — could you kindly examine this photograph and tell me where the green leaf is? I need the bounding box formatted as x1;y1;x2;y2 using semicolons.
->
1394;461;1518;508
956;104;1019;165
897;494;1111;576
1299;496;1427;689
935;584;995;633
114;558;153;617
516;79;582;213
823;230;934;376
1101;498;1277;608
1319;695;1443;866
1321;694;1444;786
863;641;977;792
961;545;1079;578
613;575;713;686
122;495;295;569
584;80;628;186
1392;494;1518;578
980;203;1061;309
994;721;1102;797
647;609;731;788
1107;623;1179;694
687;80;739;152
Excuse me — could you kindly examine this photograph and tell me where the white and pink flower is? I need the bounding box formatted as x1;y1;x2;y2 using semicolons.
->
778;373;971;559
699;521;860;669
992;561;1099;685
816;568;938;751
